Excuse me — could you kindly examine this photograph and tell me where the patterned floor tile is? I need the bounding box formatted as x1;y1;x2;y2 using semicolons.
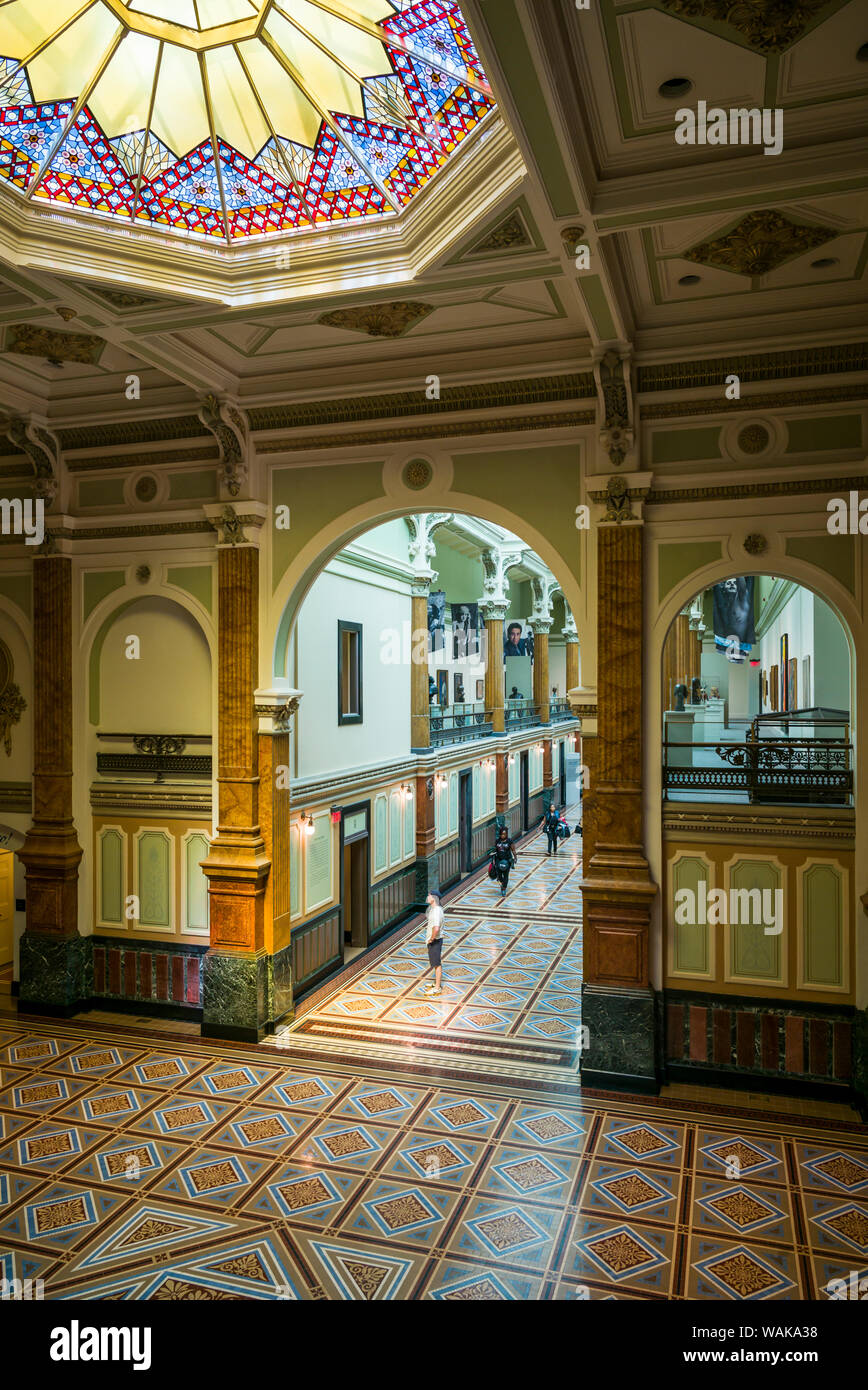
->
424;1262;543;1300
687;1236;800;1300
566;1217;673;1293
454;1197;561;1270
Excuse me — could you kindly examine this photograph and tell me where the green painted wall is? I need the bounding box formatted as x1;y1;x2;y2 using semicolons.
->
272;459;386;592
168;469;218;501
652;428;723;465
786;535;855;596
166;565;213;614
658;541;722;604
785;415;862;454
0;573;31;619
79;477;126;508
83;570;125;622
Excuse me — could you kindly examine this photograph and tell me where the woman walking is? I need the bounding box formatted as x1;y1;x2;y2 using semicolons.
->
490;825;517;897
541;802;561;856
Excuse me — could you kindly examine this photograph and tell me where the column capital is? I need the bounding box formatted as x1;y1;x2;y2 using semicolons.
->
406;512;451;579
480;600;509;622
481;545;524;609
1;414;61;504
254;686;302;734
410;574;435;598
204;501;267;547
586;470;653;526
530;619;552;636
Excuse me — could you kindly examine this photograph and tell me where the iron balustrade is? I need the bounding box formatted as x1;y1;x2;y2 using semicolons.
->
429;703;494;746
663;715;852;805
505;699;542;730
550;698;572;721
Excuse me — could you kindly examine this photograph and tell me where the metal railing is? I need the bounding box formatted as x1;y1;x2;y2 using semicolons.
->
549;698;572;722
429;703;493;746
505;699;541;730
663;715;852;805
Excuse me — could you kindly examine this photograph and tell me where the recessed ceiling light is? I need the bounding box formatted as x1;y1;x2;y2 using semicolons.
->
659;77;693;98
810;257;839;269
678;274;701;286
857;42;868;62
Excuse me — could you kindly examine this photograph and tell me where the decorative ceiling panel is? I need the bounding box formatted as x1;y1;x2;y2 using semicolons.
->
0;0;493;243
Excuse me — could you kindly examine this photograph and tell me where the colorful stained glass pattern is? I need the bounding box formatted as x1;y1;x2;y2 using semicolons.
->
0;1;493;243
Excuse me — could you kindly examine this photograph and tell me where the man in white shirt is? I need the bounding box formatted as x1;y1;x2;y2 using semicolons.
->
424;891;444;997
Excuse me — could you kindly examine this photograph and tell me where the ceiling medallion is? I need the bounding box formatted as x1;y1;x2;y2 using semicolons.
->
0;3;493;246
743;534;768;556
134;474;158;503
659;0;831;54
737;423;770;454
319;301;434;338
468;210;531;255
684;210;835;277
402;458;433;491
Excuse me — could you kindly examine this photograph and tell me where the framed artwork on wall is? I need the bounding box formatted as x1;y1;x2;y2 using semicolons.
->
770;664;779;711
475;679;484;701
436;670;448;707
788;657;798;713
780;634;789;710
802;655;811;708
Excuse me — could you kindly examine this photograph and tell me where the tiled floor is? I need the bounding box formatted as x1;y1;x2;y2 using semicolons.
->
0;1014;865;1300
278;815;584;1071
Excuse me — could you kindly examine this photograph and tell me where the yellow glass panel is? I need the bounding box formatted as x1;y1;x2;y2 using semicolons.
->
205;44;269;159
196;0;259;27
233;38;321;146
0;0;91;63
281;0;390;76
150;42;208;156
27;6;123;105
130;0;199;27
265;9;366;120
89;30;160;138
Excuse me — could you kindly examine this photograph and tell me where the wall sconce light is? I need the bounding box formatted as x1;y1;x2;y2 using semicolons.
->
435;774;448;788
508;755;515;766
301;810;315;835
401;783;413;799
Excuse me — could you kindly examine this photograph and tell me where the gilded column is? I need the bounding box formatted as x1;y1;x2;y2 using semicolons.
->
254;691;299;1031
496;751;509;817
19;553;85;1013
482;605;507;734
411;585;431;750
532;624;551;725
201;515;271;1041
580;474;657;1093
415;771;439;901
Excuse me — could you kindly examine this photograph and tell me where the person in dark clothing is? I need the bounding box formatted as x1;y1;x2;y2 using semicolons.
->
490;825;517;897
542;802;560;855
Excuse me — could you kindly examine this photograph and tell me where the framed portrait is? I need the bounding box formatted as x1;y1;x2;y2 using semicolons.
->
450;601;479;659
453;672;466;703
770;664;779;711
780;634;789;710
788;657;798;713
475;679;484;701
427;590;446;653
436;669;448;707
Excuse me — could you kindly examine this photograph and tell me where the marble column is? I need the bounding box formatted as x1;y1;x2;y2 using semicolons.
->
201;537;271;1041
254;691;299;1030
532;623;551;725
414;772;439;900
543;738;553;792
482;604;507;734
19;554;86;1013
565;624;580;697
581;481;658;1093
411;584;431;750
496;752;509;817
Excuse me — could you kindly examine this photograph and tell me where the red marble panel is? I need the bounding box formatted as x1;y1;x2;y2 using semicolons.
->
155;954;169;1000
139;952;152;1000
736;1012;755;1069
123;952;137;999
93;946;105;994
666;1003;683;1059
760;1014;779;1071
832;1021;851;1080
785;1016;804;1074
171;955;184;1003
108;948;121;994
186;957;200;1005
809;1018;829;1076
688;1005;707;1062
712;1009;731;1065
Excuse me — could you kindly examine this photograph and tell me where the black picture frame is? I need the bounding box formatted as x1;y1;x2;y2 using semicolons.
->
337;620;363;726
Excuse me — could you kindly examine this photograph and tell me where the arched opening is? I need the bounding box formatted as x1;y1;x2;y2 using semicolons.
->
268;510;585;1059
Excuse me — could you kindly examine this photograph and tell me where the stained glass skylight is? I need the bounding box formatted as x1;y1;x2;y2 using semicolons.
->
0;1;493;242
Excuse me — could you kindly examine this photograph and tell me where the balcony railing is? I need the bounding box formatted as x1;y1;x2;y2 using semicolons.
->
429;704;493;746
505;699;542;730
550;698;572;722
663;715;852;805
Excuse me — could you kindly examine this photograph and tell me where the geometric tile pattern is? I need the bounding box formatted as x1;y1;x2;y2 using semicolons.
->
0;1014;865;1301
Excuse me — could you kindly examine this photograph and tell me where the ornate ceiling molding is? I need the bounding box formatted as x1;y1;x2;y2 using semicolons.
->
4;322;104;367
0;416;61;502
197;395;250;498
641;385;868;420
594;349;635;469
684;210;836;278
317;301;435;338
646;474;868;505
659;0;833;55
636;343;868;394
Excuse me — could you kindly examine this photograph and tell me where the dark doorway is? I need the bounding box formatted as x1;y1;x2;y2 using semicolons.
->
459;769;473;873
520;750;529;833
559;741;567;806
341;803;370;950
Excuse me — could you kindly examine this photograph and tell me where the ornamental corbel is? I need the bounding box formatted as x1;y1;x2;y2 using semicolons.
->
594;349;635;469
3;416;60;504
198;394;250;498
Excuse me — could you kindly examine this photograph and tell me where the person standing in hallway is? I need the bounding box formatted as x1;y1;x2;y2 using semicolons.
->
542;802;560;855
423;891;444;996
490;825;517;896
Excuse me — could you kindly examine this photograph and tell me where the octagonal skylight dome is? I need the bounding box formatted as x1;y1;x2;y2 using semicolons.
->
0;0;493;242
